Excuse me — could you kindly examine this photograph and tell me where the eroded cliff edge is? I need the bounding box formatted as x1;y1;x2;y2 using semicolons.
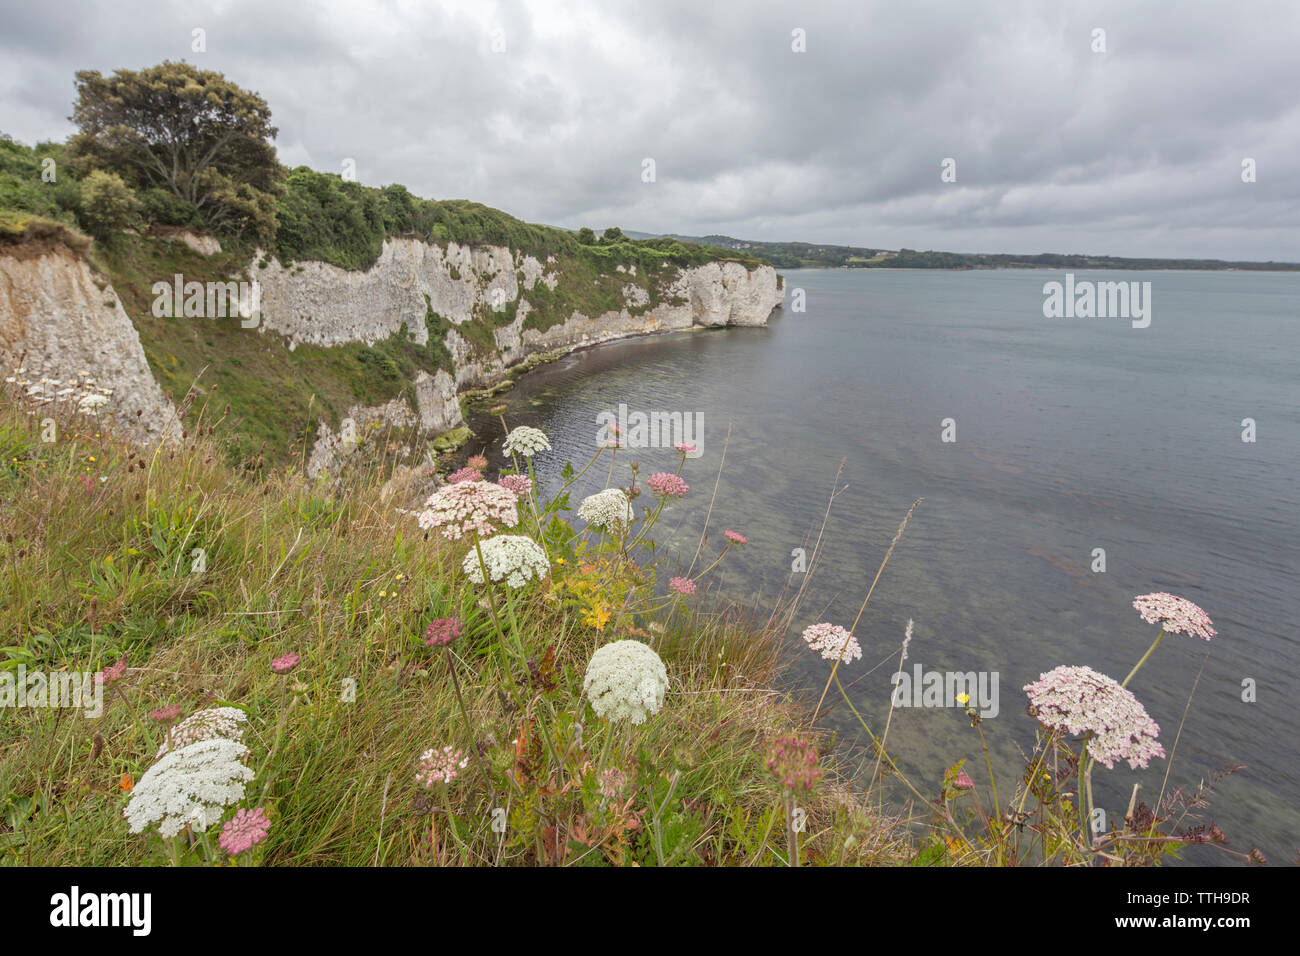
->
0;232;783;470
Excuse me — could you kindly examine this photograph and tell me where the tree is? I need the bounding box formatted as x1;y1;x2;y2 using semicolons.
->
576;226;596;244
69;61;283;241
602;226;625;243
78;169;139;239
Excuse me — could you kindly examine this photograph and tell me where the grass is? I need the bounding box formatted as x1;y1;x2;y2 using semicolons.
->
0;393;911;866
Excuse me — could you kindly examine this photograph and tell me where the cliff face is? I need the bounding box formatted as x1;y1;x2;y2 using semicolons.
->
0;234;783;469
0;246;176;442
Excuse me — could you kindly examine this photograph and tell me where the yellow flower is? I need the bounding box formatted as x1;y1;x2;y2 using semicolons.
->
956;693;970;705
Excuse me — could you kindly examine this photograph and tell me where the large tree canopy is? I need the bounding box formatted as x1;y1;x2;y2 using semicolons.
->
69;61;282;240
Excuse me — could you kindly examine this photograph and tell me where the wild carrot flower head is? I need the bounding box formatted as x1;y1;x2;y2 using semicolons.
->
271;653;299;673
158;706;248;757
496;473;532;496
125;737;255;837
461;534;550;589
219;807;271;855
723;530;747;545
583;640;670;725
417;480;520;541
415;746;468;786
766;735;822;792
801;622;861;665
577;488;635;532
96;657;127;685
1023;665;1166;770
424;617;462;648
669;576;696;596
598;767;630;801
647;472;688;498
502;425;551;458
953;770;975;790
1132;592;1216;641
466;454;488;472
447;466;481;484
489;404;508;415
674;442;697;455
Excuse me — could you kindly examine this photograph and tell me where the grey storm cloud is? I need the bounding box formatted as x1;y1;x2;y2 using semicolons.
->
1;0;1296;259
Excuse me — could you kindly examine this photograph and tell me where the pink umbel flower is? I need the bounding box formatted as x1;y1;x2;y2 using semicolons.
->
766;736;822;792
497;474;532;496
150;705;183;723
424;617;463;648
271;653;299;673
415;746;468;786
447;466;481;484
723;530;747;545
1132;592;1216;641
1023;665;1166;770
95;657;127;686
219;807;271;855
674;442;697;455
647;472;688;498
417;480;520;541
801;622;861;665
466;454;488;472
669;576;696;595
953;770;975;790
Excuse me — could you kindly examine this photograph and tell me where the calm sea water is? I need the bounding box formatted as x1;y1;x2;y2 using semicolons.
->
466;268;1299;864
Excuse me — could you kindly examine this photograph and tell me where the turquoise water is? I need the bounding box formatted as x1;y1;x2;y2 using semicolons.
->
467;268;1299;864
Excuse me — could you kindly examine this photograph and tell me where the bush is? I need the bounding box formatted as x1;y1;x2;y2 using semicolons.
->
78;169;139;239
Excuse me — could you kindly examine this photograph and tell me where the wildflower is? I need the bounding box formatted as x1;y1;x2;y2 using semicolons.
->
158;706;248;757
801;622;861;665
96;657;127;686
1132;592;1216;641
447;466;481;484
598;767;630;801
502;425;551;458
766;735;822;792
271;653;299;673
647;472;688;498
219;807;271;855
424;617;463;648
674;442;697;455
150;705;183;723
124;737;255;837
723;530;747;545
497;473;532;496
1023;665;1166;770
461;534;550;589
668;576;696;596
577;488;635;532
466;454;488;472
489;404;508;415
78;393;108;412
583;640;670;725
953;770;975;790
415;746;468;786
417;480;520;541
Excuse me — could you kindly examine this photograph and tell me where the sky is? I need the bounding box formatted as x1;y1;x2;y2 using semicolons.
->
2;0;1297;260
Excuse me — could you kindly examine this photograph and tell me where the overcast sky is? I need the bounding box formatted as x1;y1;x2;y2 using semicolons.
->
2;0;1297;259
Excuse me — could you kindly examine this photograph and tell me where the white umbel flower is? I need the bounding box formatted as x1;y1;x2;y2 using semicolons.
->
577;488;635;532
502;425;551;458
461;534;550;588
157;706;248;757
125;737;255;838
583;640;669;725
